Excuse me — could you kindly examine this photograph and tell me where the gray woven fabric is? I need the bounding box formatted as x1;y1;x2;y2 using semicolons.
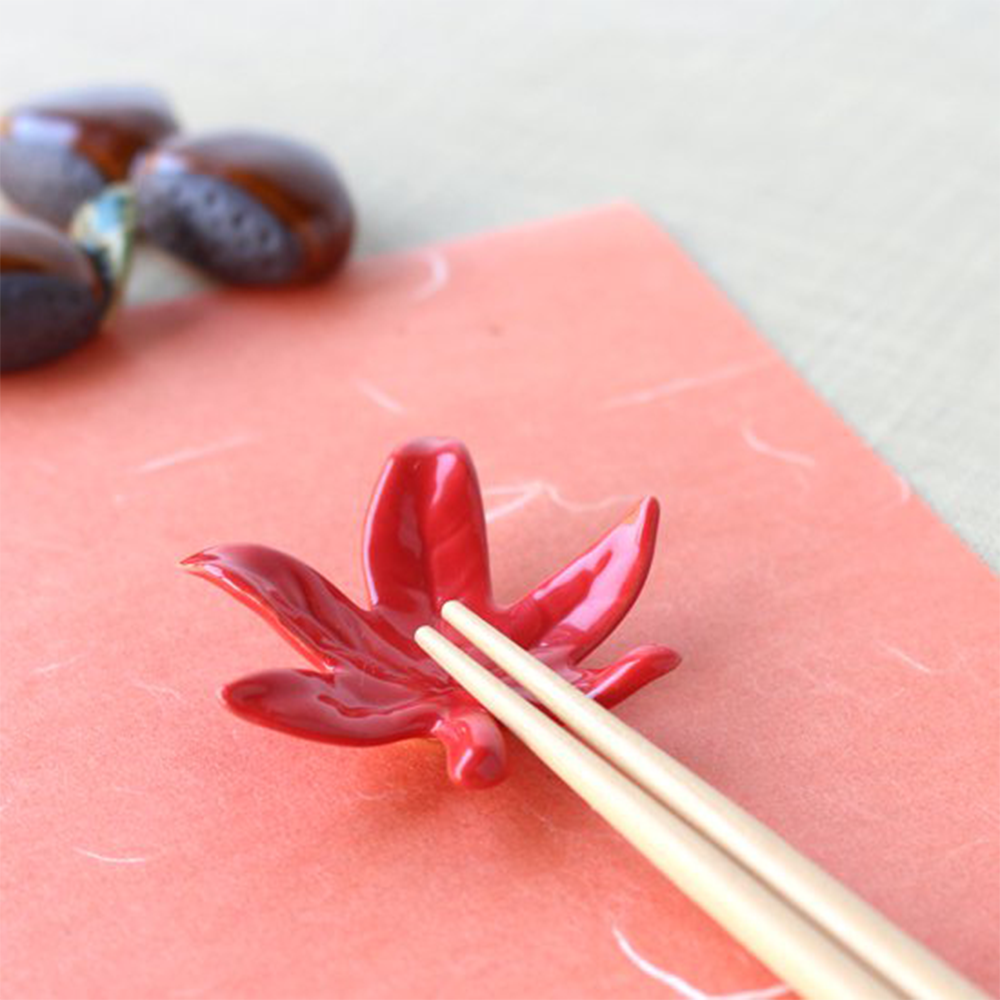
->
2;0;997;565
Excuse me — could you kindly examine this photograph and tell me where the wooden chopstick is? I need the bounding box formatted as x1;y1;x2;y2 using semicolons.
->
414;602;986;1000
416;625;896;1000
437;602;985;1000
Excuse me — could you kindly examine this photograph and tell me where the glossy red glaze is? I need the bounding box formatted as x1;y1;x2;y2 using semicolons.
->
0;216;102;293
1;84;178;181
133;130;354;282
183;438;680;789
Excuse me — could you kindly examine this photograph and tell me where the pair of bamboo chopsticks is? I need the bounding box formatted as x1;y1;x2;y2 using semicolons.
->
415;602;985;1000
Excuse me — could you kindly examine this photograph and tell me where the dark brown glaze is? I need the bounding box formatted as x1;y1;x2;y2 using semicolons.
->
0;216;103;293
1;85;178;182
0;85;178;225
132;130;354;284
0;217;106;371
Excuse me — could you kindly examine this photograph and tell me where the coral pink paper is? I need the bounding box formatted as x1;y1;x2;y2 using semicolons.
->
1;205;997;1000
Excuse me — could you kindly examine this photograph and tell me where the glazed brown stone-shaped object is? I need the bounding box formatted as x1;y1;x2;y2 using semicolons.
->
0;85;178;226
132;131;354;286
0;216;107;371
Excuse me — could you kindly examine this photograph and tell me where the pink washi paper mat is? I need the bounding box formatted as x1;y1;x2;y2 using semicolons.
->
2;204;997;999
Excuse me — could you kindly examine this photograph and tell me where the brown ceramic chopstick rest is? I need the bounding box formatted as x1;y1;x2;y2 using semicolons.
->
132;131;354;285
0;186;136;371
0;85;178;227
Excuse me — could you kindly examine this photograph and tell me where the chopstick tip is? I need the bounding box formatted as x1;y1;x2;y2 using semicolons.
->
414;624;437;645
440;599;468;624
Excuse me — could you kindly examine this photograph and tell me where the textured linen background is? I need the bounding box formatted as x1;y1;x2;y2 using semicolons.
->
0;0;997;561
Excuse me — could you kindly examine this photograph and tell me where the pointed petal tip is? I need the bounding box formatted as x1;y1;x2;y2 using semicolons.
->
179;549;212;571
219;672;293;727
391;436;470;461
433;704;509;790
448;745;508;790
500;492;662;663
384;437;478;481
384;437;479;483
630;494;659;528
218;670;327;736
219;673;270;716
625;643;682;677
655;645;682;672
180;544;236;571
219;668;442;747
178;543;307;580
584;643;682;708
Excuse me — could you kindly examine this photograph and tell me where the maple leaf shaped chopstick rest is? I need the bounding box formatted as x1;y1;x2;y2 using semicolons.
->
182;437;680;789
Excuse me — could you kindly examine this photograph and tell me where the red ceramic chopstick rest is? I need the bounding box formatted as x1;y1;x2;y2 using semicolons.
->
183;438;680;789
